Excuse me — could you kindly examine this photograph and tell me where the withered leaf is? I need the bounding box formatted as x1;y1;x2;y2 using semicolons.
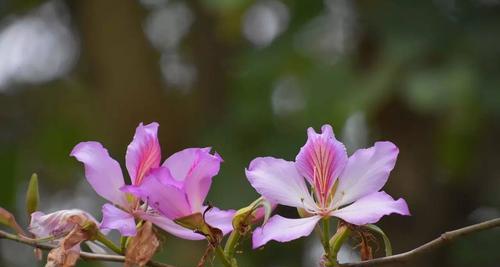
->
125;221;160;267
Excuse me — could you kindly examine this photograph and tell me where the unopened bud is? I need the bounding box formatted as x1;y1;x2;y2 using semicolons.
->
26;173;40;218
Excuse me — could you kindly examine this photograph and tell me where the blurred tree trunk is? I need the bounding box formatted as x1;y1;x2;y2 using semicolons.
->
71;0;193;151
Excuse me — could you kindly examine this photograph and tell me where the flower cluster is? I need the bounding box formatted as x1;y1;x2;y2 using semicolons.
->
15;122;409;267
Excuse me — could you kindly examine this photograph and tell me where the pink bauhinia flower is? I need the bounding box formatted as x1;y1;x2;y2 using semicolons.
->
246;124;410;248
122;147;235;240
71;122;234;240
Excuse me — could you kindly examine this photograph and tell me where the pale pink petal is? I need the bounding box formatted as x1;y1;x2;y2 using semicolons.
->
295;125;347;205
203;206;236;236
252;215;321;248
100;204;137;236
137;211;205;240
246;157;317;212
122;167;192;219
126;122;161;185
162;148;222;212
331;191;410;225
71;142;128;207
333;142;399;208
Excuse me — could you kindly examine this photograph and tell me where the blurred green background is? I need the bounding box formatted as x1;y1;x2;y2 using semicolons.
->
0;0;499;266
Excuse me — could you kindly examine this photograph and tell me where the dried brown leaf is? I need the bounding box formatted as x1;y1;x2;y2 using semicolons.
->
125;221;160;267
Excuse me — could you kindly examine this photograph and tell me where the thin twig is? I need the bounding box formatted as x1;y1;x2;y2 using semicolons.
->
1;218;499;267
341;218;500;267
0;229;175;267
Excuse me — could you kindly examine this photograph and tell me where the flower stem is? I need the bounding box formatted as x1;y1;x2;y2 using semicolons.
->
95;231;122;255
224;230;241;259
319;218;336;266
215;245;235;267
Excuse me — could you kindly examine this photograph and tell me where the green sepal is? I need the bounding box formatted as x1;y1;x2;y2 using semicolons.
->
364;224;392;256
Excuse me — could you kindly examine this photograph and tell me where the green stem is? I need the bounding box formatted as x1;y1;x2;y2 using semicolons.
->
95;231;122;255
120;236;129;253
223;230;241;259
215;245;234;267
319;218;336;266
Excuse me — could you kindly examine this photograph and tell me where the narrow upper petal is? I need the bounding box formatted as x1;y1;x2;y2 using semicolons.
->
137;211;205;240
100;204;137;236
203;206;236;236
331;191;410;225
246;157;317;212
126;122;161;185
252;215;321;248
122;167;192;219
162;148;222;212
333;141;399;208
71;142;128;207
295;125;347;205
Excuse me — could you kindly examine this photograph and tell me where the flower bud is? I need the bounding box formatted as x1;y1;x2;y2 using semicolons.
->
25;173;40;218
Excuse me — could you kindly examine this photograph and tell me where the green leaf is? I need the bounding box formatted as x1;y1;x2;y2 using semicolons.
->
25;173;40;217
365;224;392;256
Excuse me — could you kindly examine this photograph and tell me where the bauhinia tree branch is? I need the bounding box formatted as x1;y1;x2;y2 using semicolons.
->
341;218;500;267
0;229;175;267
0;218;499;266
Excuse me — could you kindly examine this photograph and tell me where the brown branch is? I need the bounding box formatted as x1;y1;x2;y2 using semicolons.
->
1;218;499;267
341;218;500;266
0;229;175;267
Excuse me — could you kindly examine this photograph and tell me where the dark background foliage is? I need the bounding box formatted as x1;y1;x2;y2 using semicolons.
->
0;0;499;266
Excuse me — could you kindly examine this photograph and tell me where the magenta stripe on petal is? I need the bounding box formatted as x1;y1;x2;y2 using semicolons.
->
126;122;161;185
295;125;347;206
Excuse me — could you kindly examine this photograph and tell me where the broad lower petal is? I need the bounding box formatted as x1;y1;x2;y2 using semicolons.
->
162;148;222;212
100;204;137;236
295;125;347;198
246;157;317;212
137;211;205;240
333;141;399;208
252;215;321;248
331;191;410;225
203;206;236;236
122;167;192;219
71;142;128;207
126;122;161;185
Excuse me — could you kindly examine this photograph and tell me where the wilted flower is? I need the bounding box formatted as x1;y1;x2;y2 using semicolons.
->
246;124;410;248
29;209;101;267
30;209;98;240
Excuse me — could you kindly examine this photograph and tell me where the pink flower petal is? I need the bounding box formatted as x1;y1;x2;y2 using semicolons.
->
126;122;161;185
100;204;137;236
71;142;128;208
122;167;192;219
203;206;236;236
162;148;222;212
137;211;205;240
246;157;317;212
252;215;321;248
331;191;410;225
295;125;347;205
333;141;399;208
